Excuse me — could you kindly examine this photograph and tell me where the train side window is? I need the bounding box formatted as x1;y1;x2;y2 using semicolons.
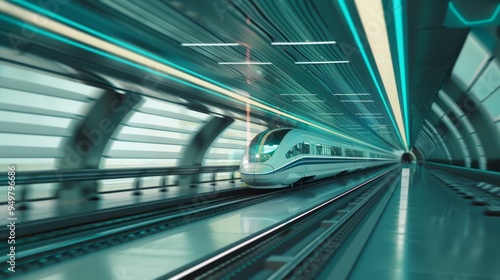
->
316;144;322;155
331;146;342;156
286;143;301;158
286;142;312;158
302;142;310;154
295;143;302;156
294;144;301;157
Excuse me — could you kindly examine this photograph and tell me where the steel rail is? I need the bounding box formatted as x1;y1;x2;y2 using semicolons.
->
166;165;399;280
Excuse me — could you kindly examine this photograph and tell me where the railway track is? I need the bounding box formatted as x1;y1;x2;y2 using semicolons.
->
0;187;294;277
165;166;401;280
0;165;399;278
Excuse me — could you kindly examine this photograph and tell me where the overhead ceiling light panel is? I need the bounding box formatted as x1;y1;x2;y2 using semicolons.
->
295;61;349;64
271;41;337;45
341;100;374;103
393;0;410;150
318;112;344;115
333;93;370;96
218;62;272;65
181;43;240;47
353;0;408;149
292;100;326;102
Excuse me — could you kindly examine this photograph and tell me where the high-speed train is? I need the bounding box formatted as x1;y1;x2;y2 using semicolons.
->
240;128;397;188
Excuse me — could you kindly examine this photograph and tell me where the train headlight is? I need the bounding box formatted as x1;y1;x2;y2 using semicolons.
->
240;163;274;174
254;164;274;174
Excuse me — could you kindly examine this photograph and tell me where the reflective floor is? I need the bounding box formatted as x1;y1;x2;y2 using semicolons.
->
11;168;390;280
349;166;500;280
0;181;244;225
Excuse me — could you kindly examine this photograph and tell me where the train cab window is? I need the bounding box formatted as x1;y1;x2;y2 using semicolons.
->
248;129;291;162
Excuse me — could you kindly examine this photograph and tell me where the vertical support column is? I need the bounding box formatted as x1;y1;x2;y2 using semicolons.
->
177;116;234;187
159;176;168;192
57;91;142;201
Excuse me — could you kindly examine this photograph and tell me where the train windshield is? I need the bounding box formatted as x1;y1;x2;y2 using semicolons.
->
248;129;291;162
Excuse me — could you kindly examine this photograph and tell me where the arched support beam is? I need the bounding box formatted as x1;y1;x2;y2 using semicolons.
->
418;129;445;161
414;142;427;160
57;90;142;201
423;120;453;163
411;147;425;162
431;102;471;167
420;127;447;160
438;90;487;169
177;115;234;187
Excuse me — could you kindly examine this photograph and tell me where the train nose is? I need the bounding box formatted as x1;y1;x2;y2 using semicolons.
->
240;163;274;181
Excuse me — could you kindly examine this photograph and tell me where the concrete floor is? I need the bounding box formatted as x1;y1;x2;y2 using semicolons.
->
349;166;500;280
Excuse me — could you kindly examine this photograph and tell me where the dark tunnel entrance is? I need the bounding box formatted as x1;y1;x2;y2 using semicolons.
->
401;152;414;164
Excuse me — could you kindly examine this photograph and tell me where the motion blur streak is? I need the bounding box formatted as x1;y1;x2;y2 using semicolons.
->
0;0;392;153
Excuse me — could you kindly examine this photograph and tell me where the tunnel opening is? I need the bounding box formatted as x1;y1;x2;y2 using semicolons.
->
401;152;415;164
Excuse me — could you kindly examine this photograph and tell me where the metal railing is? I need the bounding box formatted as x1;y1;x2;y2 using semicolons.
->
425;162;500;185
0;165;241;205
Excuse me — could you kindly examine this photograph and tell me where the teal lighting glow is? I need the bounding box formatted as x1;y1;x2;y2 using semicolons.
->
11;0;248;96
337;0;405;150
449;1;500;26
0;3;395;153
394;0;410;150
5;2;284;121
0;15;236;105
10;0;361;146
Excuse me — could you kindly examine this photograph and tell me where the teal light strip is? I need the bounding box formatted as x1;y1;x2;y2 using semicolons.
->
449;1;500;26
0;15;237;104
11;0;247;96
337;0;405;150
393;0;410;150
1;3;395;153
13;0;311;128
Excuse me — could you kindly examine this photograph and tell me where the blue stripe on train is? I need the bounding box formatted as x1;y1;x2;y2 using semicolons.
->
246;157;386;175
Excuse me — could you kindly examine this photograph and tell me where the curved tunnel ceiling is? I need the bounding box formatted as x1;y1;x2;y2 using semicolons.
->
0;0;499;170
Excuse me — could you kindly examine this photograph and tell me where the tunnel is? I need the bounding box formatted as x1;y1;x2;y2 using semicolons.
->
0;0;499;279
401;152;415;164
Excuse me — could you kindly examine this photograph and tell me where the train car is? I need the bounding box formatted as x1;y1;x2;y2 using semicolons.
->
240;128;397;189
